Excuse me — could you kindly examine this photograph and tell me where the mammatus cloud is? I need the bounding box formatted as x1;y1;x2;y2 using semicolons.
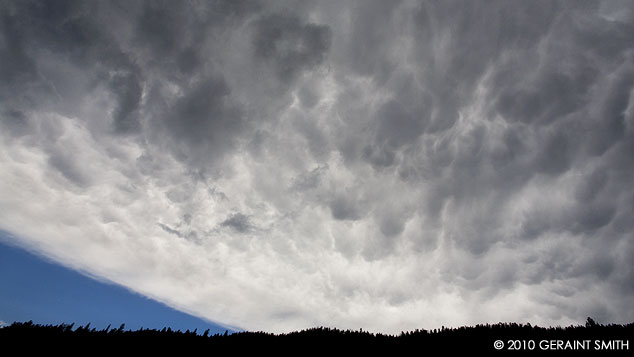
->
1;0;633;333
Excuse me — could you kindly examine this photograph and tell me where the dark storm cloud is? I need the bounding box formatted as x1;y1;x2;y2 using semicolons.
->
134;1;187;56
333;0;403;82
0;0;264;170
363;97;430;169
0;10;37;86
574;168;608;202
317;2;634;298
2;0;102;61
253;13;332;82
109;72;143;134
133;0;260;59
0;0;137;122
156;76;245;167
534;130;571;176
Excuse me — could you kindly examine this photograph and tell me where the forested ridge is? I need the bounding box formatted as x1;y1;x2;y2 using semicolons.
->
0;318;631;354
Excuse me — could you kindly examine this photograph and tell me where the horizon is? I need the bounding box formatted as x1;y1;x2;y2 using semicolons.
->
1;0;633;334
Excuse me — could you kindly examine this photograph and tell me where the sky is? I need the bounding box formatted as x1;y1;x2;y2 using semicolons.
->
0;0;633;334
0;234;230;333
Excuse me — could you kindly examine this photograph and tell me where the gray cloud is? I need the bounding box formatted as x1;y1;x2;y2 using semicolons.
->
1;0;633;333
220;213;253;233
0;10;37;86
0;109;29;136
158;222;198;242
154;75;245;169
134;1;188;56
253;13;332;82
329;194;363;221
109;72;143;134
158;222;184;238
291;164;328;192
48;149;90;187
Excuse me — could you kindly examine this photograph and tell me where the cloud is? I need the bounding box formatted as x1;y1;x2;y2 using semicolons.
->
220;213;254;234
1;0;633;333
109;72;143;134
253;13;332;82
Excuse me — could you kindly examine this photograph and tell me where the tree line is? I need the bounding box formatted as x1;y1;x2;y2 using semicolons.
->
0;318;631;354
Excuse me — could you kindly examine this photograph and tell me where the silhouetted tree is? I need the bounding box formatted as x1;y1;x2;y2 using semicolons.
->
586;317;598;327
1;317;632;354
